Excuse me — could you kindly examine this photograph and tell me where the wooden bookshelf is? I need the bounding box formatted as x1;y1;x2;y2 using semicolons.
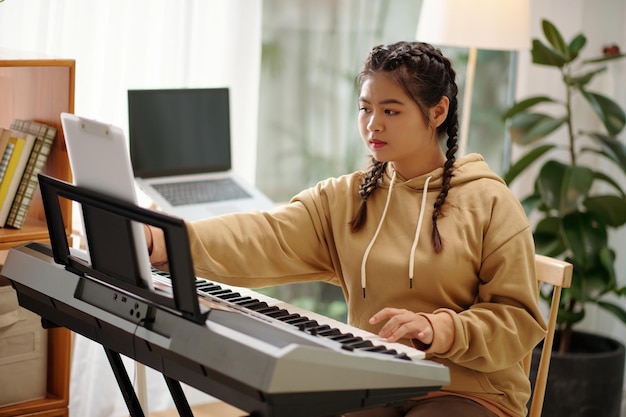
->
0;55;74;417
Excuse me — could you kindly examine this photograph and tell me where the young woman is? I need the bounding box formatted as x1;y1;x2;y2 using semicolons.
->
146;41;546;417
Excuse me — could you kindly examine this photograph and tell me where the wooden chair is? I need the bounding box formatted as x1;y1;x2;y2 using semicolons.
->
528;254;573;417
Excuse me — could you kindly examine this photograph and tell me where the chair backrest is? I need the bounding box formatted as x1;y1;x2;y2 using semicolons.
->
528;254;573;417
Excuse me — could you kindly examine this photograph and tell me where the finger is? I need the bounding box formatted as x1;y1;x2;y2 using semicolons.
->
385;321;415;342
377;311;413;339
416;326;434;345
369;307;404;324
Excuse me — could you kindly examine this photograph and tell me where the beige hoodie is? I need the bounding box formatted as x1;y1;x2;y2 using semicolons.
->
185;153;547;417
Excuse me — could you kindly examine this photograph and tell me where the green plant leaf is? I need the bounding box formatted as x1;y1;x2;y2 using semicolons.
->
541;19;570;58
531;39;568;67
537;161;593;213
567;67;606;88
583;53;626;64
590;170;626;197
556;298;585;326
584;195;626;227
520;193;543;217
587;133;626;175
561;211;608;269
536;161;565;211
534;216;566;256
599;247;617;287
503;144;555;184
502;96;556;120
596;301;626;325
568;34;586;56
580;90;626;135
509;113;566;145
578;263;613;299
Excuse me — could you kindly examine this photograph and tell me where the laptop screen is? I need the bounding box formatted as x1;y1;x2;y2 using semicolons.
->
128;88;232;178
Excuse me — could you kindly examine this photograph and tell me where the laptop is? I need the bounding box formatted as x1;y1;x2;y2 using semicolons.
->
127;87;274;220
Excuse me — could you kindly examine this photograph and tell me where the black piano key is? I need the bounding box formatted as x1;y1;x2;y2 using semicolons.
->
344;340;374;349
317;328;342;337
207;289;236;297
297;320;319;329
276;313;301;322
360;345;388;353
196;284;222;292
296;321;320;332
266;309;290;318
235;299;262;307
152;270;170;279
229;296;254;304
195;280;220;288
216;292;242;300
328;333;356;342
282;316;309;325
336;337;363;345
257;306;281;315
242;301;270;311
307;324;331;333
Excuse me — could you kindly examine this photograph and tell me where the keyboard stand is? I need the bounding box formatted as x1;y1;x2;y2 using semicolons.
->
104;346;195;417
163;373;195;417
104;347;145;417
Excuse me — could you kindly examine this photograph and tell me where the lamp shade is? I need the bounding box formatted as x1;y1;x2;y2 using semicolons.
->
416;0;530;51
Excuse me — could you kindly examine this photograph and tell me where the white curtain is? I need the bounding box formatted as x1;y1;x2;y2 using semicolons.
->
0;0;262;186
0;1;261;415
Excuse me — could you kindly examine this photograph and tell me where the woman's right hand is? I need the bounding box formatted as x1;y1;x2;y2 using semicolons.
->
144;225;168;266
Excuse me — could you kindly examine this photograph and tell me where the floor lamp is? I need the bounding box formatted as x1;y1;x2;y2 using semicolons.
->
416;0;530;158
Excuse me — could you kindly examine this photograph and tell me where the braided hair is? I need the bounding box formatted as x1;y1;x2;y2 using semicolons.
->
350;41;459;253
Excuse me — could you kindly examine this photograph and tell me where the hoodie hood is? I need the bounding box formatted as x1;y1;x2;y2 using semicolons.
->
381;153;505;191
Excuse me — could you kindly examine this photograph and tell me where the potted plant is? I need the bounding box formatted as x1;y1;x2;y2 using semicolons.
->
503;19;626;416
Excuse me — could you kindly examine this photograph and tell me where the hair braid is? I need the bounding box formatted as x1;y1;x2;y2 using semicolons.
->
431;58;459;253
350;159;387;231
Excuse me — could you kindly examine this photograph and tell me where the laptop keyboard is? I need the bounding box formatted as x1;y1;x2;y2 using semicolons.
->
153;178;251;206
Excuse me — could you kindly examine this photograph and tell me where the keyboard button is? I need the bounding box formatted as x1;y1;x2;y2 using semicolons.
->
153;178;251;206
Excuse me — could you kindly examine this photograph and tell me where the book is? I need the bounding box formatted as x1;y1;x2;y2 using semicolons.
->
0;137;27;216
5;120;57;229
0;135;15;183
0;131;36;226
0;128;12;182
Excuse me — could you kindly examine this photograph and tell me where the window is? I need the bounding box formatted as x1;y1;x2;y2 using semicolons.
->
256;0;513;321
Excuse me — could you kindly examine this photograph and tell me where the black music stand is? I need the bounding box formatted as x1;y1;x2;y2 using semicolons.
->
38;173;209;417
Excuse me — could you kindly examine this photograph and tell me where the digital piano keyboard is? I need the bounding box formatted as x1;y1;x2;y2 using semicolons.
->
2;242;449;417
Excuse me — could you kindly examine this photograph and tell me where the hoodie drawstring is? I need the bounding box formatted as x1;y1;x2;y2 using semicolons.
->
359;173;432;298
360;170;396;298
409;175;432;289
